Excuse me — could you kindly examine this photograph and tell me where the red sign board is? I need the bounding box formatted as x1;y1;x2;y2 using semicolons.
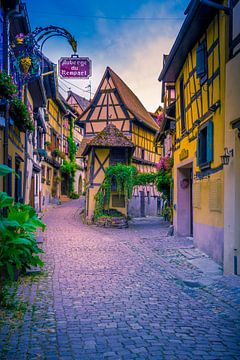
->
58;57;92;79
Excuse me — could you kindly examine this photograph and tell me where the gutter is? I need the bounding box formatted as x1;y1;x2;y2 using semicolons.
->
158;0;200;82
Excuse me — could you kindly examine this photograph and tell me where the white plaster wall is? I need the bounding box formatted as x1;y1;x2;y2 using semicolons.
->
224;52;240;274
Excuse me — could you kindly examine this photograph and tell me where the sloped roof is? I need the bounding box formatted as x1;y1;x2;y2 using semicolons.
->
159;0;222;82
108;67;159;131
82;123;135;156
76;138;92;158
67;91;90;111
77;67;159;132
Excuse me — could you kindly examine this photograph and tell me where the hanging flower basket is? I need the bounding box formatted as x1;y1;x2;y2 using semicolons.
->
15;33;25;45
20;57;32;74
9;97;34;132
0;72;17;100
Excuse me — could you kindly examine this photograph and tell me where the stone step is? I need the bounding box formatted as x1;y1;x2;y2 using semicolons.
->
60;195;70;203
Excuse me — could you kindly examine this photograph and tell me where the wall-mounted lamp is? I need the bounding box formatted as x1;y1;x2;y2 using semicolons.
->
220;147;234;166
209;101;220;113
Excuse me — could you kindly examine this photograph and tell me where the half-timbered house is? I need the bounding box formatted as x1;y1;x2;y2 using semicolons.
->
76;67;161;218
159;0;229;265
82;123;135;220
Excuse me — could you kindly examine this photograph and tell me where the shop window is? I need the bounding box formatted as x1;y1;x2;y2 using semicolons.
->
197;120;213;168
196;41;207;84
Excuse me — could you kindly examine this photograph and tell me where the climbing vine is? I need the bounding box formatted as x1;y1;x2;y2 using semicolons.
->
94;157;173;220
60;116;78;198
94;164;137;219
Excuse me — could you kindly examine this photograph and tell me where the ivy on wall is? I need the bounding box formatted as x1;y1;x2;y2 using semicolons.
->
60;116;78;198
94;158;173;220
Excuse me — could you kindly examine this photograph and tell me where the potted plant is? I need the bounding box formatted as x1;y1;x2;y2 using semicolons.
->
44;141;51;149
15;33;25;45
52;149;60;158
9;97;34;132
0;72;17;100
20;56;32;74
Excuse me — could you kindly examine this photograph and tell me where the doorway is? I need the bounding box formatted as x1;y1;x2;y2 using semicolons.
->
140;190;145;217
177;163;193;236
61;173;69;196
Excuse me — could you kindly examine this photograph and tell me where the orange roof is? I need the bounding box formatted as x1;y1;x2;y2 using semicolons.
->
77;67;159;132
76;138;92;158
82;123;135;156
108;67;159;131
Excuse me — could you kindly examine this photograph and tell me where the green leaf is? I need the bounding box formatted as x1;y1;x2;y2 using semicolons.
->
1;220;20;228
9;238;32;246
0;192;14;209
6;262;14;280
0;164;14;177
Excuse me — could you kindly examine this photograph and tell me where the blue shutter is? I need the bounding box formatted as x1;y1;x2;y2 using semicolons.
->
197;133;201;166
196;42;206;78
207;121;213;163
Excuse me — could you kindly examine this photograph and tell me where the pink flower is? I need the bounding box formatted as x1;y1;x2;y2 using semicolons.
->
156;156;172;171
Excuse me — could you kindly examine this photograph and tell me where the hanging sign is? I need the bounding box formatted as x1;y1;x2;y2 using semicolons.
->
58;56;92;79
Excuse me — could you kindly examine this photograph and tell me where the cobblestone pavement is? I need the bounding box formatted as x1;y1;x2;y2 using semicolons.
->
0;199;240;360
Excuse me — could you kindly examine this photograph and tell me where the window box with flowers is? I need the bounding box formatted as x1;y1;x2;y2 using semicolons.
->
44;141;51;149
9;97;34;132
0;72;17;100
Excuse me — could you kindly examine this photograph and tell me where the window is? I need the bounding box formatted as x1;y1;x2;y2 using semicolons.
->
112;194;125;208
46;167;51;185
141;149;145;159
110;148;126;165
197;120;213;168
179;76;186;132
196;41;207;84
7;157;12;197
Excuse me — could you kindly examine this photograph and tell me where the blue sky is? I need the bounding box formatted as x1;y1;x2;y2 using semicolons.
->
25;0;189;111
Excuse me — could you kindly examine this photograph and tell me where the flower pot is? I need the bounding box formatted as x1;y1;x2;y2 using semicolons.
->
20;57;32;74
16;37;24;45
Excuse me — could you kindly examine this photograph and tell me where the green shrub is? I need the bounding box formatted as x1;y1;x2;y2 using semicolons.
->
0;165;45;281
70;192;79;199
0;72;17;99
0;193;45;280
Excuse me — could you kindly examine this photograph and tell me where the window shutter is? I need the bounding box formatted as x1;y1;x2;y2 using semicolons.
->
18;170;22;201
196;42;206;78
207;121;213;163
197;133;201;166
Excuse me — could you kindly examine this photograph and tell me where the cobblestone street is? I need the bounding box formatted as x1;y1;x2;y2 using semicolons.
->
0;199;240;360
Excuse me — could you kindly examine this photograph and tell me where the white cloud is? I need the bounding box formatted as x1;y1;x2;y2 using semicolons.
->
46;1;185;111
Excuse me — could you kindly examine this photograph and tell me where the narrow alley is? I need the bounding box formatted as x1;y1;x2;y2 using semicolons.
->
0;200;239;360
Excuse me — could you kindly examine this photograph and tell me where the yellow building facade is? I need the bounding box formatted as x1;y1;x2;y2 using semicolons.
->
159;1;229;264
41;97;68;208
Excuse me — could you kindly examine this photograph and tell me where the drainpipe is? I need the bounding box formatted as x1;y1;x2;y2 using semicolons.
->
2;9;10;193
23;83;29;203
